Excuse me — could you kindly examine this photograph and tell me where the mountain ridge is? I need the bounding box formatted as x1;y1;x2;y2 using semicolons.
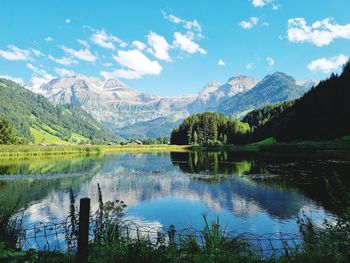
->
20;72;317;139
0;78;116;144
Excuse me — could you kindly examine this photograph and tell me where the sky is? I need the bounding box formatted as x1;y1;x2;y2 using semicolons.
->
0;0;350;96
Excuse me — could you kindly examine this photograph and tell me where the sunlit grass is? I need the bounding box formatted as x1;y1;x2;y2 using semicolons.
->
30;127;69;145
0;144;189;158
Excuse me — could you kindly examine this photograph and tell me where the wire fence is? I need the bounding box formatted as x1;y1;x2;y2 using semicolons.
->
17;216;305;260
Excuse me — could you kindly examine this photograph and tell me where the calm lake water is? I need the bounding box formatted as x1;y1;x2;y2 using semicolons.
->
1;150;349;236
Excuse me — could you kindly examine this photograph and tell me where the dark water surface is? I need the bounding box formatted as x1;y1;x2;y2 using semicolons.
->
1;150;349;235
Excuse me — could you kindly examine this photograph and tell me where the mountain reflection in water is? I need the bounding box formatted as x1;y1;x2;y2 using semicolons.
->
1;151;347;235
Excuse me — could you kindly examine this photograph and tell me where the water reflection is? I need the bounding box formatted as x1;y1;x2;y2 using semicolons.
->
0;151;345;235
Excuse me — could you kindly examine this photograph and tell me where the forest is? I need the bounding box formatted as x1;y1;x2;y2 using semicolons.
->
171;61;350;145
170;112;250;145
0;78;116;144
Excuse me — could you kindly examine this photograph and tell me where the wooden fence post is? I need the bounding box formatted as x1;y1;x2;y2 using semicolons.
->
77;198;90;263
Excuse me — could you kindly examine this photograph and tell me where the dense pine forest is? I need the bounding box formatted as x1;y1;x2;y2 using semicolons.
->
271;61;350;141
170;112;250;145
171;61;350;145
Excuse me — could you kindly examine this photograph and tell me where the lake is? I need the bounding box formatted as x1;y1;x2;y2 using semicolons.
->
1;150;349;238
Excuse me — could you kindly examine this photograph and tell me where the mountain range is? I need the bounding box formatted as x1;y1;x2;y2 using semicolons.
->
4;72;318;140
0;78;116;144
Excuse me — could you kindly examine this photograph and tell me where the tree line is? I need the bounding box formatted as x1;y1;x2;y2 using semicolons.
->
0;78;116;144
170;112;250;145
171;60;350;145
0;117;18;144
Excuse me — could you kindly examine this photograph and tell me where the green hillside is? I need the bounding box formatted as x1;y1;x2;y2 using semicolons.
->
243;61;350;143
0;78;117;144
217;72;309;116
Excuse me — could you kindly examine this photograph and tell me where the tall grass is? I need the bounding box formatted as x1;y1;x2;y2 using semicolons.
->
0;210;23;249
0;144;189;158
0;145;104;158
1;183;350;262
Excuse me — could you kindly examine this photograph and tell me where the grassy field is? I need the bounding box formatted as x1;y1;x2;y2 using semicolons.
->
0;144;189;158
248;137;277;146
191;135;350;153
30;127;69;145
1;134;349;159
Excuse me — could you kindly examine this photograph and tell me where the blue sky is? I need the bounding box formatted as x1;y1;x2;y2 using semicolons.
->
0;0;350;96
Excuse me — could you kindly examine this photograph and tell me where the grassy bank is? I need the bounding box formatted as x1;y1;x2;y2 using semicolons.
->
1;136;349;159
0;144;189;158
192;136;350;153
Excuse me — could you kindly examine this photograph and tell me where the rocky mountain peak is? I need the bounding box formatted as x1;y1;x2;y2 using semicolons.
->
296;79;320;89
103;79;128;89
199;81;221;95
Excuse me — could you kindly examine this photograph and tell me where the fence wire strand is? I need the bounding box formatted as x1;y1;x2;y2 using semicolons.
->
17;216;305;259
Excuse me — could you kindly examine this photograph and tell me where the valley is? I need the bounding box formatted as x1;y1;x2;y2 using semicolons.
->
19;72;317;140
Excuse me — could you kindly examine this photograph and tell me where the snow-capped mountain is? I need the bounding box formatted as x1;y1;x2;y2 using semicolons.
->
296;79;320;90
27;75;196;132
217;72;312;116
25;73;316;139
188;75;259;113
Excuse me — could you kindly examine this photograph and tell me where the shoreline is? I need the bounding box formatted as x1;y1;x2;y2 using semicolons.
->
0;138;349;159
0;144;190;159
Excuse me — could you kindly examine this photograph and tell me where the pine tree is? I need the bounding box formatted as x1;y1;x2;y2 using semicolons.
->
0;117;18;144
193;131;198;145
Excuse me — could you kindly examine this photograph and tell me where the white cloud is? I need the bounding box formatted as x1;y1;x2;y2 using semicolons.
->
65;18;71;24
91;29;127;49
163;12;202;32
48;54;78;65
61;45;97;62
164;14;182;24
173;32;206;55
44;37;54;42
30;48;45;57
147;32;171;61
132;41;147;50
307;54;348;73
272;3;280;10
27;63;54;85
0;45;31;61
267;56;275;67
54;67;75;77
251;0;271;8
217;59;225;66
29;76;52;88
101;49;162;79
0;75;24;85
246;63;254;70
102;62;112;67
77;39;90;49
184;20;202;32
287;17;350;47
101;69;141;80
239;17;259;29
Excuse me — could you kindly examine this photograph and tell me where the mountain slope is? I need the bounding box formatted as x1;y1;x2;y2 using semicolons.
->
30;75;194;131
24;73;315;140
115;116;183;140
271;62;350;141
0;78;116;144
216;72;310;116
244;61;350;142
188;75;259;113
